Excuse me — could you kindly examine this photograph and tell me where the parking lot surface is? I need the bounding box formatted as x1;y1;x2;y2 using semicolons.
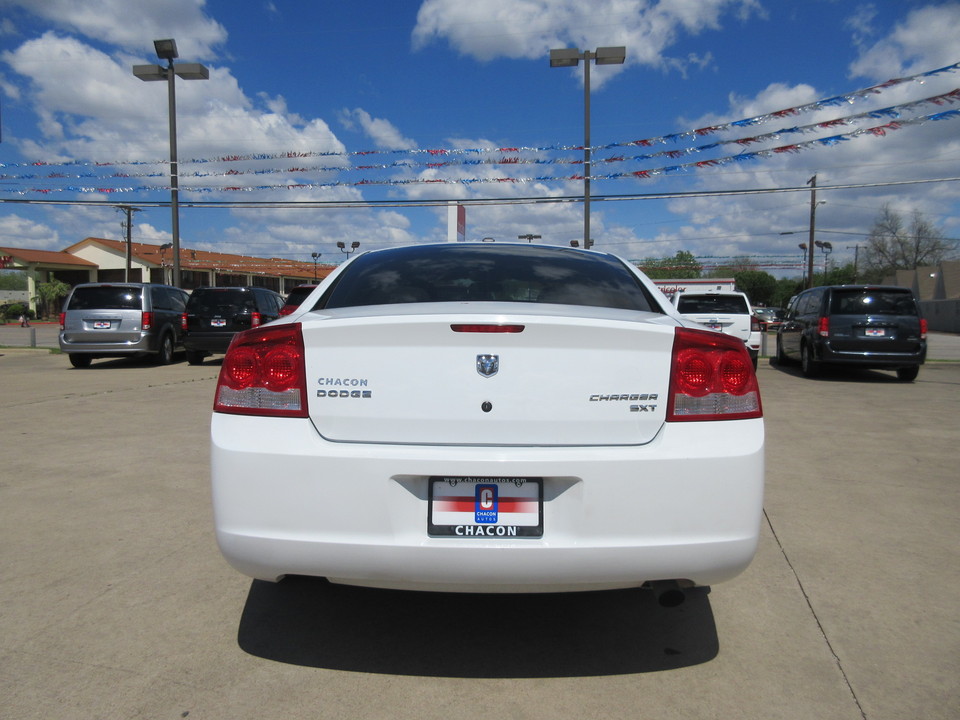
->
1;346;957;719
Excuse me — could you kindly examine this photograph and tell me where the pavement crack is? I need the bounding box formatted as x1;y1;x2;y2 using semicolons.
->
764;509;868;720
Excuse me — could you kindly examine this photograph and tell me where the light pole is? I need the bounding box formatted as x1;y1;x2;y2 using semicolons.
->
798;243;808;285
133;39;209;288
518;234;541;243
550;46;626;250
337;241;360;256
311;252;322;281
815;240;833;277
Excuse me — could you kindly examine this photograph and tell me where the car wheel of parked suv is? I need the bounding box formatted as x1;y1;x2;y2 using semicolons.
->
775;336;791;366
68;353;92;369
896;366;920;382
801;342;820;378
186;350;205;366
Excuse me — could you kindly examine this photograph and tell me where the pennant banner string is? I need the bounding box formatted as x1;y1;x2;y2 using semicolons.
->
2;61;957;174
3;108;958;196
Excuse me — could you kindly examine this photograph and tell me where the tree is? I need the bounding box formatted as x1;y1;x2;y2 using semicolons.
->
638;250;702;279
733;270;777;306
864;205;957;278
35;278;70;319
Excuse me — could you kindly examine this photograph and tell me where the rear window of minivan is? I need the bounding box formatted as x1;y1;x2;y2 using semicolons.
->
830;290;918;316
67;286;142;310
676;295;749;314
187;289;257;314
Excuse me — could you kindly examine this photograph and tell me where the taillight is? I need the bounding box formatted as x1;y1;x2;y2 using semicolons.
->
214;323;307;417
278;306;294;316
920;318;928;340
181;312;188;331
251;311;262;328
751;315;761;332
818;317;829;337
451;324;525;333
142;311;154;330
667;327;762;422
59;312;65;331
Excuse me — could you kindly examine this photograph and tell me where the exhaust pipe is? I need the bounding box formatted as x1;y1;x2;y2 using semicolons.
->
648;580;687;608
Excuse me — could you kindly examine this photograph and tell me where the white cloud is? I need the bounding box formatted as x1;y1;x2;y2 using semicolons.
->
1;0;227;59
0;213;60;249
412;0;762;86
339;108;417;150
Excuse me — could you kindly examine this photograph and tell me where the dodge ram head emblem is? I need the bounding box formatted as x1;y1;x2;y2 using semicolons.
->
476;354;499;377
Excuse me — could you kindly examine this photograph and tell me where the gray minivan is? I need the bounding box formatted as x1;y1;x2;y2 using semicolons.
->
59;282;190;368
776;285;927;381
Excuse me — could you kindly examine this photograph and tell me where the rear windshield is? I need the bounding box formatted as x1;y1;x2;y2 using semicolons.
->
320;244;657;312
186;289;256;314
829;289;918;316
67;286;142;310
676;295;748;314
284;286;317;306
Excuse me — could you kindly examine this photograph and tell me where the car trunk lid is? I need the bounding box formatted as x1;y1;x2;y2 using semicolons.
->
301;307;676;446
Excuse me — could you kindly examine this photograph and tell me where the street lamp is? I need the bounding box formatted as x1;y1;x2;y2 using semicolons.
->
311;252;322;281
133;39;209;288
518;234;541;243
815;240;833;276
798;243;808;285
550;46;626;250
337;241;360;256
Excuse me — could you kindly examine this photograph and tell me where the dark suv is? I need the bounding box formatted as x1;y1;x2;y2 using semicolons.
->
776;285;927;380
59;282;190;368
181;286;284;365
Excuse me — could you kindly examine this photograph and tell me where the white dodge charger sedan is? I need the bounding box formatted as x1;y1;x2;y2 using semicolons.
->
211;243;764;594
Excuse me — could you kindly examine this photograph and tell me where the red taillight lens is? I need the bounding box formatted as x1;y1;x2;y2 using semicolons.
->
818;316;829;337
751;315;761;332
214;323;307;417
920;318;928;340
251;311;262;328
667;327;762;422
181;312;188;331
278;306;294;316
142;311;154;330
59;312;65;331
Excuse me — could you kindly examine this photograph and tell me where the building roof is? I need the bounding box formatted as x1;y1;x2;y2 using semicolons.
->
64;237;334;281
0;246;98;267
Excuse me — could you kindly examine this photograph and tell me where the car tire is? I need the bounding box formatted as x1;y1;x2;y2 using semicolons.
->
896;366;920;382
800;342;820;378
775;336;791;365
155;333;174;365
186;350;205;366
69;354;92;369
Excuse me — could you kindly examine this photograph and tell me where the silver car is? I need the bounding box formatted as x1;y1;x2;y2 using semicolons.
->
59;282;190;368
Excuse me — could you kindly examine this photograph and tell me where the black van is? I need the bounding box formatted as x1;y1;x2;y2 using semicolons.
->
776;285;927;380
181;286;284;365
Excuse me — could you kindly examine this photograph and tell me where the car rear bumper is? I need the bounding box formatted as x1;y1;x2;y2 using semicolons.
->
211;413;765;592
818;340;927;367
184;333;236;354
59;333;155;355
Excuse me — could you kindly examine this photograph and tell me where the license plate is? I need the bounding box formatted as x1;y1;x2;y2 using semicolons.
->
428;477;543;538
865;328;886;337
93;320;111;329
211;318;227;327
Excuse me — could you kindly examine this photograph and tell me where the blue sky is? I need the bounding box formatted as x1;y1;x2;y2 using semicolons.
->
1;0;959;276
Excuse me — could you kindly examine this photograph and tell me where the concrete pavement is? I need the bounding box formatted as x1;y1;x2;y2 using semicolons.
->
0;351;957;719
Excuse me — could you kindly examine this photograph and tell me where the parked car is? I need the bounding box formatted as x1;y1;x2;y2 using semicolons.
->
59;282;190;368
182;286;284;365
673;290;761;368
211;243;764;597
776;285;927;380
279;284;318;316
753;307;783;333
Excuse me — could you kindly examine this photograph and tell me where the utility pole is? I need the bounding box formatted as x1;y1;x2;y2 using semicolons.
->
806;175;817;289
117;205;141;282
847;244;865;283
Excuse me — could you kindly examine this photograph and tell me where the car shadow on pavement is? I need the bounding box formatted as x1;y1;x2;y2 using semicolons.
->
237;577;719;677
